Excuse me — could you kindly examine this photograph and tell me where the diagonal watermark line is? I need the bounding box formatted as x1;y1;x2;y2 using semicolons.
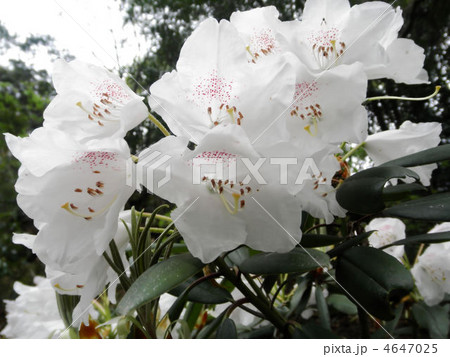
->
250;197;395;339
251;0;399;145
53;0;198;142
57;196;200;338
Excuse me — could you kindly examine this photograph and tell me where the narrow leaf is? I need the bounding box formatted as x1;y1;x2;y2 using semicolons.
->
383;192;450;221
169;276;232;304
381;144;450;167
239;248;330;275
301;234;345;248
383;231;450;248
117;254;204;315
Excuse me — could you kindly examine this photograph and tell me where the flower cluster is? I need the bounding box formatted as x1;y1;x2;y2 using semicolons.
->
2;0;446;338
5;61;147;327
143;0;440;263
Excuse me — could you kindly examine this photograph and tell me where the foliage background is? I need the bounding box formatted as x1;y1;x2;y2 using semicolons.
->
0;0;449;332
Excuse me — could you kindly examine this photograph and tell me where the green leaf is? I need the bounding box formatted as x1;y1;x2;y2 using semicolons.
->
239;247;330;275
383;192;450;221
382;183;428;201
336;246;414;320
327;294;358;315
117;254;204;315
301;234;345;248
336;166;419;214
315;286;331;330
225;246;251;266
292;322;340;339
216;318;237;339
412;302;449;339
327;231;374;258
381;144;450;168
169;276;232;304
196;310;228;339
239;326;275;339
383;231;450;248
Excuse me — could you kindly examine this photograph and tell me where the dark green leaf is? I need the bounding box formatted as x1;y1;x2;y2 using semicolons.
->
382;183;427;200
239;247;330;275
301;234;345;248
315;286;331;330
383;231;450;248
169;276;232;304
336;166;419;214
216;318;237;339
383;192;450;221
225;246;250;266
336;246;414;320
117;254;204;315
381;144;450;168
327;231;374;258
412;302;449;338
196;309;228;339
239;326;275;339
292;322;340;339
327;294;358;315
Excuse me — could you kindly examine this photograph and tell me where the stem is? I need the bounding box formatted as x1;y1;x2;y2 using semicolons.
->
141;212;173;223
126;315;153;339
358;306;370;339
364;86;440;103
148;113;171;137
243;273;268;302
414;243;425;265
139;227;174;234
215;258;287;334
341;141;365;161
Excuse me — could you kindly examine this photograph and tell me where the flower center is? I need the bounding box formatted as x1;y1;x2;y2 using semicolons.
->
423;261;447;284
308;22;346;69
202;176;257;215
207;104;244;127
290;82;322;136
61;152;121;220
76;79;131;126
247;28;277;63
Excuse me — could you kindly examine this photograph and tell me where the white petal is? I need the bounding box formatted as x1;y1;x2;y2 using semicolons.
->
365;121;442;185
172;198;247;263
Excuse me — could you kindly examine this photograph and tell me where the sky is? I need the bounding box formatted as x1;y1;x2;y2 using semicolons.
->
0;0;148;72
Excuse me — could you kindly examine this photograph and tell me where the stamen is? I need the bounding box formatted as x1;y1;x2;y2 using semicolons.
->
61;194;118;220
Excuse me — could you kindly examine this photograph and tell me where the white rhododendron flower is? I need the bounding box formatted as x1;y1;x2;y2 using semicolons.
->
365;121;442;185
230;6;287;62
282;0;427;83
283;57;368;145
149;18;296;145
44;60;148;142
258;140;346;224
13;211;131;327
5;128;133;272
1;277;64;339
138;125;302;263
365;217;405;261
411;242;450;306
